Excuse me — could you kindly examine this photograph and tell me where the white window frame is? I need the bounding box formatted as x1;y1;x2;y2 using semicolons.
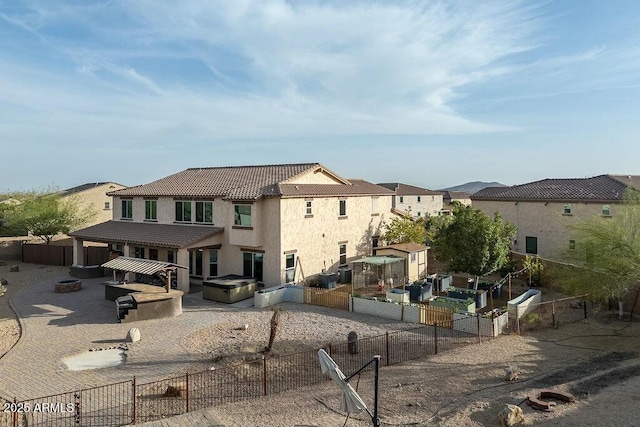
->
339;200;347;217
145;200;157;221
195;201;214;224
121;200;133;219
602;204;611;216
175;200;192;222
306;200;312;215
209;249;218;277
234;204;252;227
285;253;295;283
564;203;572;215
339;244;347;266
371;197;378;214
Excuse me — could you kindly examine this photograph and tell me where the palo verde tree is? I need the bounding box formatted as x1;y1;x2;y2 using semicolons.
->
559;190;640;319
381;213;427;245
432;205;516;286
2;189;94;244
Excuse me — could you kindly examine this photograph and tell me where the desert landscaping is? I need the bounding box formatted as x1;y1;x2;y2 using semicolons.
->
1;262;640;426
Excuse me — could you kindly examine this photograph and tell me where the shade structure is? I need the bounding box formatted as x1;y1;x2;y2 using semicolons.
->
101;256;187;275
318;349;368;414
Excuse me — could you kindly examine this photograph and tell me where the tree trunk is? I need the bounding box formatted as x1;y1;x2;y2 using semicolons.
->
474;276;479;291
267;311;280;352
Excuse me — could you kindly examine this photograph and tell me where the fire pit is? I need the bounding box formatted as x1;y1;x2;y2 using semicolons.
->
55;279;82;293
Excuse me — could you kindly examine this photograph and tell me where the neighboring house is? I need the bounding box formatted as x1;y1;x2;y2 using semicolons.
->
472;175;640;258
441;191;472;212
61;182;127;227
377;183;444;217
69;163;393;292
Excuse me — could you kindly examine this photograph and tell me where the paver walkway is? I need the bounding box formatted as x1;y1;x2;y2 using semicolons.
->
0;274;247;401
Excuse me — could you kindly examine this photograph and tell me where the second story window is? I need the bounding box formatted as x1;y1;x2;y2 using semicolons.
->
371;197;378;215
145;200;157;221
104;201;110;210
417;196;421;203
195;201;213;223
399;196;404;203
306;200;312;215
121;199;133;219
175;201;192;222
234;204;252;227
602;205;611;216
564;203;572;215
339;200;347;217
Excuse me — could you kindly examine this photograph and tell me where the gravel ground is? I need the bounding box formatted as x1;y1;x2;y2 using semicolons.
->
2;262;640;427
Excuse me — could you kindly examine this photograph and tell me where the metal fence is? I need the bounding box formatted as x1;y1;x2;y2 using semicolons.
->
12;318;488;426
513;295;599;333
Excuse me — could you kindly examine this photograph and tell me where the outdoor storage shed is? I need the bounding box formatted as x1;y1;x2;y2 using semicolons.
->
374;243;429;282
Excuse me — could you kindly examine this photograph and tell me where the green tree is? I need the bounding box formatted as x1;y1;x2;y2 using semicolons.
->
559;190;640;318
432;205;516;285
381;213;427;245
2;189;94;244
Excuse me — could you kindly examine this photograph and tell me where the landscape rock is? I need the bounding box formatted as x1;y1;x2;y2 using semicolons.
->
10;265;19;272
505;365;520;381
126;328;141;343
498;404;525;427
0;277;7;286
163;386;182;397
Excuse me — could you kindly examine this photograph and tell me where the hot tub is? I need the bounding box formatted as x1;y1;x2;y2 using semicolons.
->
203;275;256;303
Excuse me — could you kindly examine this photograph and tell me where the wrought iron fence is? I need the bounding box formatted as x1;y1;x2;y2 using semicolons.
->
11;317;490;426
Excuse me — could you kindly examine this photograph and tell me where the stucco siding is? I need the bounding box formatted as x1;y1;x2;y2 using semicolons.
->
474;200;616;258
284;169;344;185
279;195;392;282
63;183;125;227
395;194;443;217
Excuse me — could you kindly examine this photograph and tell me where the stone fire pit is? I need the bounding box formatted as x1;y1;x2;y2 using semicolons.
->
55;279;82;293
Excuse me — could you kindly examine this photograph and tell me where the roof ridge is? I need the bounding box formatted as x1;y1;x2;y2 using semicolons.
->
185;162;320;171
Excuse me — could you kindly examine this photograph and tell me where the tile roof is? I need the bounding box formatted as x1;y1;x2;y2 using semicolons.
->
109;163;322;200
608;175;640;191
472;175;634;202
279;180;393;197
377;183;443;196
442;191;471;200
69;221;223;248
62;182;125;196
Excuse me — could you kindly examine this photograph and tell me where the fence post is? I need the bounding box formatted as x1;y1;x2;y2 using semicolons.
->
74;391;80;425
476;314;481;344
132;376;136;424
434;321;438;355
552;300;556;328
263;356;268;396
515;306;520;336
185;372;189;413
385;331;390;366
584;300;587;319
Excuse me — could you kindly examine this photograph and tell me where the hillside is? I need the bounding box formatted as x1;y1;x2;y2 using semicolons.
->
440;181;506;194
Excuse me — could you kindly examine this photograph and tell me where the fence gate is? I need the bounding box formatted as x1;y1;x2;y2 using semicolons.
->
303;288;350;311
418;305;453;328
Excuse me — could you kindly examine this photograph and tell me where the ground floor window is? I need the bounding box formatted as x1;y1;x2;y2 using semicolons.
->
167;250;175;264
339;244;347;266
149;248;158;260
525;236;538;255
209;250;218;277
285;253;295;283
134;247;145;259
243;252;264;282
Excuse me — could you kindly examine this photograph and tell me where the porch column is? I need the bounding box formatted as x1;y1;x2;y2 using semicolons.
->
123;244;131;257
72;238;84;266
122;244;133;282
176;248;190;293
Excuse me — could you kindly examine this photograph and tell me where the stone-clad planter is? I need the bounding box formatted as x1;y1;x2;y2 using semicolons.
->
55;279;82;293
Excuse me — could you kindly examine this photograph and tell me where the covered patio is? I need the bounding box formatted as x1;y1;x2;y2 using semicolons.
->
68;220;223;293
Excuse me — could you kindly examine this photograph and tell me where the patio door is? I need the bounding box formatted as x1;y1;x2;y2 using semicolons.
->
243;252;264;282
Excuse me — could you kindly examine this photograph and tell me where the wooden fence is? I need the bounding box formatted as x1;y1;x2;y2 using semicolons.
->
303;287;350;311
418;305;453;327
22;244;110;266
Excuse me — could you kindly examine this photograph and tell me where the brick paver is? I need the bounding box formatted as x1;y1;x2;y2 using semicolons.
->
0;274;239;401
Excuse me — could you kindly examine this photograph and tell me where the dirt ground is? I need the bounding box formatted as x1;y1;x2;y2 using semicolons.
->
1;263;640;426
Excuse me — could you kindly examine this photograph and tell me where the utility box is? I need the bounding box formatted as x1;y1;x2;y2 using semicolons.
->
319;273;337;289
338;267;352;284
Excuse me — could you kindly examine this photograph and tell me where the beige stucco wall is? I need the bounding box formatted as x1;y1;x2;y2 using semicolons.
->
278;195;393;284
474;199;618;259
395;194;443;217
284;168;344;185
63;183;126;228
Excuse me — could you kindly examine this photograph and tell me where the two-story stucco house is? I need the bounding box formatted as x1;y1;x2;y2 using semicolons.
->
472;175;640;259
61;182;127;227
377;183;444;218
441;191;472;212
69;163;393;292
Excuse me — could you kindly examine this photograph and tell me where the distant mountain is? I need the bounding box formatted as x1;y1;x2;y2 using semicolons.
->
440;181;507;194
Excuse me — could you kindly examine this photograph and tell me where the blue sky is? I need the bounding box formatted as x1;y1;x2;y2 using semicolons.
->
1;0;639;192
